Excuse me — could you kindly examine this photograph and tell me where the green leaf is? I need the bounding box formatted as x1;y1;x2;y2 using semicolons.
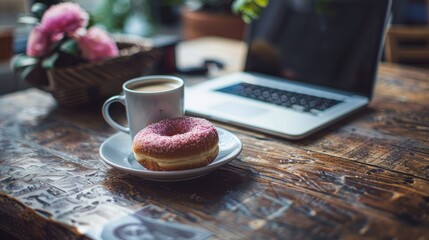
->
242;15;252;24
49;37;65;53
255;0;269;7
60;39;79;57
232;0;246;13
11;54;39;70
232;0;269;23
31;3;48;20
16;63;49;86
42;53;59;69
18;16;39;25
18;64;38;82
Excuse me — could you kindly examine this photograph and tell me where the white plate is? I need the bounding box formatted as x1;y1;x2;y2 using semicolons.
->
99;127;242;182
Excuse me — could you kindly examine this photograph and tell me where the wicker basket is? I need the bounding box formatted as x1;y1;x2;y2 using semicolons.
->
45;36;160;107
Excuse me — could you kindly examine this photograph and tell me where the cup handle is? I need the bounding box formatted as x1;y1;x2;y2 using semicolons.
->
102;95;129;134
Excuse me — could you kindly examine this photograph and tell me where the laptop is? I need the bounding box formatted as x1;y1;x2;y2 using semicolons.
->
185;0;392;139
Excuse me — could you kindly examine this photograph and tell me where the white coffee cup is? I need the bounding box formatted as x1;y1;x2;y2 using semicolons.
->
102;75;184;139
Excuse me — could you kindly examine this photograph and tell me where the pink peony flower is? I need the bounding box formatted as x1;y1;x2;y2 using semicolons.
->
50;32;64;42
41;2;88;34
26;25;50;57
77;27;119;62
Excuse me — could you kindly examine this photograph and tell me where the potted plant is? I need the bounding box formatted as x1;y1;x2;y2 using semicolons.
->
12;2;158;107
180;0;269;40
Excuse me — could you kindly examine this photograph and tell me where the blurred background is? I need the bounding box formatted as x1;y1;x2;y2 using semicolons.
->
0;0;428;95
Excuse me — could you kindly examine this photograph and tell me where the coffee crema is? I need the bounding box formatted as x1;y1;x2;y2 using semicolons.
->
130;81;179;93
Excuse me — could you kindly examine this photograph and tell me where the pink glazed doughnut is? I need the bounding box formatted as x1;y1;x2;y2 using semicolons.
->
132;117;219;171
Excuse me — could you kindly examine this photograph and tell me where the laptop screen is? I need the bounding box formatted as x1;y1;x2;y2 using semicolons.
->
244;0;391;98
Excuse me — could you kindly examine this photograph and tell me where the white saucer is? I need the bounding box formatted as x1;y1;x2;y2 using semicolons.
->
99;127;242;182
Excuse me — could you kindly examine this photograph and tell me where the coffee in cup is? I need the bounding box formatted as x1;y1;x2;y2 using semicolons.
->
129;81;180;93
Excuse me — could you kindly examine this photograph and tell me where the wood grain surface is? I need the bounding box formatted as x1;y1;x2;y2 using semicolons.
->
0;38;428;240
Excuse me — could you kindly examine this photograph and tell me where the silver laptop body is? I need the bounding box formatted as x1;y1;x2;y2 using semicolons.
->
186;0;392;139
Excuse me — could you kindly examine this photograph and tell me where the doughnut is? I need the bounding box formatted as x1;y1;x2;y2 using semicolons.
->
132;117;219;171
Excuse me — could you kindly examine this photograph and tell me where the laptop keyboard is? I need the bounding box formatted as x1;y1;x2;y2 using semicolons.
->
216;82;342;114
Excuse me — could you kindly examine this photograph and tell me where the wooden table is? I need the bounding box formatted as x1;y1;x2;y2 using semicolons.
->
1;37;428;240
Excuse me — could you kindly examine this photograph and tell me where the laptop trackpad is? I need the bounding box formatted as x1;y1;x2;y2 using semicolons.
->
212;102;268;118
